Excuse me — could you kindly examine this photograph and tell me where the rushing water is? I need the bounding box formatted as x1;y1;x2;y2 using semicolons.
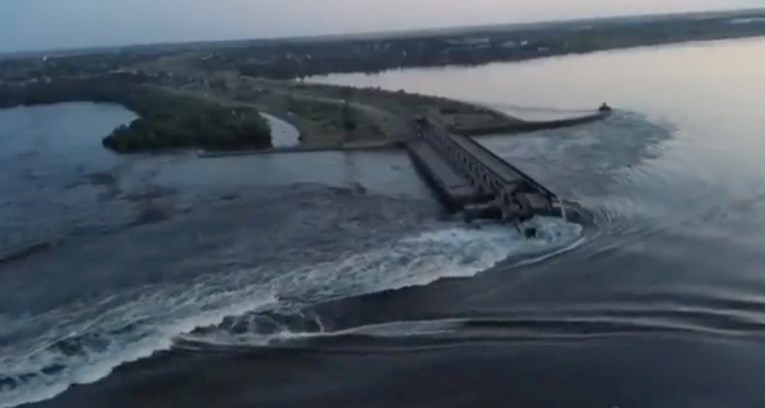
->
0;101;581;407
5;38;765;408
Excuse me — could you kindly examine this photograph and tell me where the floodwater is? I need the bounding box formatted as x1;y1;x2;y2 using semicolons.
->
4;38;765;408
0;101;580;408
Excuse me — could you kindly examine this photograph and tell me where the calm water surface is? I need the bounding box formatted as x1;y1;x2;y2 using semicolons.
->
4;39;765;408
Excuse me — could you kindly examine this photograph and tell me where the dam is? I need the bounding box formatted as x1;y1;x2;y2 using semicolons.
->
406;117;566;223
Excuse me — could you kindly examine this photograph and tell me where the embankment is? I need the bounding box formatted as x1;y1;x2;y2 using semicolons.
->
456;111;610;136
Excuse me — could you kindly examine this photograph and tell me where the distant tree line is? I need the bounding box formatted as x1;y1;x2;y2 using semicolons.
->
0;76;272;152
218;13;765;79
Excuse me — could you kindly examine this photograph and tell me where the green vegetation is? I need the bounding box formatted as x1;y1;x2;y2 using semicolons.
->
0;75;136;107
0;76;272;152
102;91;271;152
191;10;765;80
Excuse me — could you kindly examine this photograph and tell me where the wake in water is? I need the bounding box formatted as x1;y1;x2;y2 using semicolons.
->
0;216;582;408
176;216;583;348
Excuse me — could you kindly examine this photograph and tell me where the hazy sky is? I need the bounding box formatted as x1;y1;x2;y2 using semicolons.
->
3;0;765;53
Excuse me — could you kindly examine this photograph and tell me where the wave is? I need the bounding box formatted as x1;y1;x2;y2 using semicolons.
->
0;241;55;266
0;216;583;408
176;304;765;355
0;281;279;408
176;216;584;348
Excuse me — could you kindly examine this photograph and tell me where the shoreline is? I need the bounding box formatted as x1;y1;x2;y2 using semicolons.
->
186;9;765;80
302;34;765;81
197;140;401;158
2;7;764;59
0;86;611;157
135;74;613;155
196;108;611;158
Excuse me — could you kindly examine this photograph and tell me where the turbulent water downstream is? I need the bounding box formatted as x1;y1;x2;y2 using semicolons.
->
4;38;765;408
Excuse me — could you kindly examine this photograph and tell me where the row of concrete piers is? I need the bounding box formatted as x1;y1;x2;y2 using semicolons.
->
407;118;563;223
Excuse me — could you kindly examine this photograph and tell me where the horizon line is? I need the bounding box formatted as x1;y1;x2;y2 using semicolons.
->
2;6;764;58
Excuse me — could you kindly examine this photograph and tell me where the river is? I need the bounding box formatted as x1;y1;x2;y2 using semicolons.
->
4;38;765;408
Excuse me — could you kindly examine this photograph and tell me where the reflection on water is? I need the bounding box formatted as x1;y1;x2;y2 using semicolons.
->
0;102;133;166
149;151;429;199
0;103;431;253
307;38;765;336
309;37;765;168
0;101;434;268
0;102;136;253
310;37;765;221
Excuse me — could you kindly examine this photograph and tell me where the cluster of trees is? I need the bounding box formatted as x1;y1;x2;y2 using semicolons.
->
224;12;765;79
0;76;272;152
0;51;160;82
235;38;506;79
103;101;271;152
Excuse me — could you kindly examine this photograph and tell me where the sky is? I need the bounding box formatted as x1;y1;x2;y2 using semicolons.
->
3;0;765;53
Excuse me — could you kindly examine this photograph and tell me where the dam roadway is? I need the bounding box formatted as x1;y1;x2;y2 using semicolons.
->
406;118;564;223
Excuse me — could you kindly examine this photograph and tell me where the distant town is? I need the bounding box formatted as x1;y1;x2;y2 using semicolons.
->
3;8;765;84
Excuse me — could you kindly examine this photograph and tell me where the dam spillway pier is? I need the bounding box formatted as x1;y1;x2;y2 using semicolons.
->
406;117;564;223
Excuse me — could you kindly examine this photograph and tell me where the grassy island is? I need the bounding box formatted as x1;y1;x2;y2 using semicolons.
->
0;76;272;153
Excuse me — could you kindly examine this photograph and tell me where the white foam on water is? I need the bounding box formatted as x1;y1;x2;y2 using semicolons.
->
730;17;765;24
0;280;278;408
305;319;462;338
180;216;584;347
176;319;464;349
1;217;583;408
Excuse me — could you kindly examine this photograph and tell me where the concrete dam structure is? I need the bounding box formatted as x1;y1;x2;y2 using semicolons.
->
407;118;564;223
